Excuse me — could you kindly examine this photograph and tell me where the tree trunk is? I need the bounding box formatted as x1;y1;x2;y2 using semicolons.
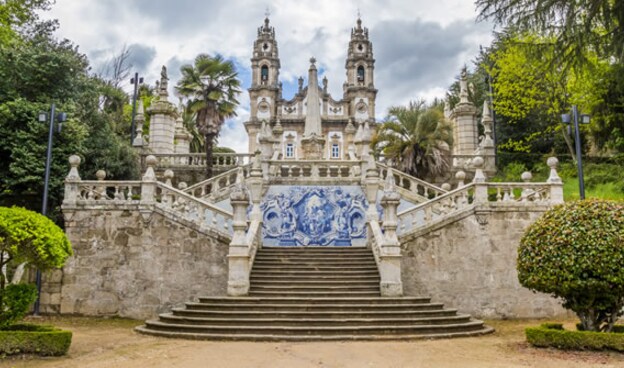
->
205;132;215;178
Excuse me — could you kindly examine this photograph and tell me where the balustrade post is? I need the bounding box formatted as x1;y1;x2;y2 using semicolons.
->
140;155;157;204
248;157;264;222
379;169;403;296
472;156;488;203
520;171;533;202
546;157;564;204
227;178;251;296
62;155;82;207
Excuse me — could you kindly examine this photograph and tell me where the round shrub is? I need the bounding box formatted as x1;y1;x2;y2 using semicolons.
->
518;199;624;332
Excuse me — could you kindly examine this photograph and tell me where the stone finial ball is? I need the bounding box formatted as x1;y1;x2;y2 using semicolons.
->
472;156;484;168
96;169;106;180
521;171;533;182
178;182;188;190
164;169;174;179
68;155;81;166
145;155;158;167
547;156;559;169
455;170;466;180
441;183;452;191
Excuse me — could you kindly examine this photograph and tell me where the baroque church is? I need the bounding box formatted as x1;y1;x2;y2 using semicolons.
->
245;16;377;161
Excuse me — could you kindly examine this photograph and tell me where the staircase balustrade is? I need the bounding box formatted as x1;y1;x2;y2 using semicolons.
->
183;164;251;201
376;162;447;202
141;152;254;170
267;159;362;184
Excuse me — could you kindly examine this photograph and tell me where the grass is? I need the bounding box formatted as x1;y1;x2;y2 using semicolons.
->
563;180;624;201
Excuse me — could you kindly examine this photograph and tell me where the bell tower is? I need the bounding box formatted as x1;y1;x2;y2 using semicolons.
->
344;17;377;124
246;15;281;152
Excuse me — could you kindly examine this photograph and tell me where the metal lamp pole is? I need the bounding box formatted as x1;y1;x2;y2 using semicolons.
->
130;73;144;144
562;105;590;200
34;103;67;316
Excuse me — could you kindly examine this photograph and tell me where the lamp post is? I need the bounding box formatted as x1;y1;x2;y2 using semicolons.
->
34;103;67;316
130;73;144;144
561;105;590;200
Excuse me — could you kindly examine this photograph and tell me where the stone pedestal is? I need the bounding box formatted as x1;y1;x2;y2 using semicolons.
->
300;134;325;160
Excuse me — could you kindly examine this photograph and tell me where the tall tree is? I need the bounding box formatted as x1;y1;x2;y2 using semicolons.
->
175;54;241;178
476;0;624;66
372;100;453;180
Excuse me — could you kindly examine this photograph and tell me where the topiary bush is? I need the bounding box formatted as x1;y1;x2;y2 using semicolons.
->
518;199;624;332
0;284;37;329
0;324;72;356
526;323;624;351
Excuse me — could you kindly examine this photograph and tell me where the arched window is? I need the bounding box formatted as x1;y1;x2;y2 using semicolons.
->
261;65;269;83
357;66;365;82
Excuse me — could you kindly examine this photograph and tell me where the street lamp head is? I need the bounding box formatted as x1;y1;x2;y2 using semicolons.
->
38;112;47;122
581;114;591;124
561;113;571;124
57;112;67;122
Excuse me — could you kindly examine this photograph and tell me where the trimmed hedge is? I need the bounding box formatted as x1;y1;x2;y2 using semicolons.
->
0;324;72;356
526;323;624;351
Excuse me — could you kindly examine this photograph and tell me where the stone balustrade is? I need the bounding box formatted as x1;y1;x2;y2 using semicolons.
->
141;153;254;170
267;159;362;184
376;162;447;202
184;165;251;201
397;156;564;237
63;154;233;239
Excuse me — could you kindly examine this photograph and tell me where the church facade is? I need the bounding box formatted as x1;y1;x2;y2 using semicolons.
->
245;17;377;161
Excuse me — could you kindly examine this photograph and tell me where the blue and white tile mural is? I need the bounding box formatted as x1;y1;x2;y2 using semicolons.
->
261;186;369;246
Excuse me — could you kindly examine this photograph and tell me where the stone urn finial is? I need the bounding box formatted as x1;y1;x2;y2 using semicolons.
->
164;169;174;187
455;170;466;188
143;155;158;181
66;155;82;181
547;157;562;184
96;170;106;181
472;156;486;183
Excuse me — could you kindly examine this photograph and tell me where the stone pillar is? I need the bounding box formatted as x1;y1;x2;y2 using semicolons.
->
227;177;251;296
363;155;379;220
301;57;325;159
174;115;191;154
140;155;157;204
147;66;177;154
472;156;488;203
379;169;403;297
451;67;478;156
132;100;146;148
62;155;82;207
247;154;264;222
479;101;497;176
547;157;564;204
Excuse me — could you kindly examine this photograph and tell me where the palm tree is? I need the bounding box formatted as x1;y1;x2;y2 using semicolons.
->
175;54;241;177
372;100;453;180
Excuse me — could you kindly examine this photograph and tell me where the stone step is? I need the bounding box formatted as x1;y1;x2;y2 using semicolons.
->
250;267;379;277
171;308;457;319
249;285;379;292
249;290;381;297
252;260;378;266
157;313;473;327
135;326;495;341
141;319;488;336
185;302;445;312
195;296;432;305
251;279;379;289
254;255;375;261
251;265;379;271
250;275;381;282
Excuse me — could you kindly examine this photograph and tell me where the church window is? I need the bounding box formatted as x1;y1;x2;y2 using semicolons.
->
357;66;365;82
261;65;269;82
286;143;294;158
331;144;340;159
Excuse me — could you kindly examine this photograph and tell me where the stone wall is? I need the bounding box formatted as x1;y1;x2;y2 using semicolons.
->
50;207;229;320
400;206;568;319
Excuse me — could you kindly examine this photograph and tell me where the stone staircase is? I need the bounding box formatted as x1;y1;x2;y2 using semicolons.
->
136;247;493;340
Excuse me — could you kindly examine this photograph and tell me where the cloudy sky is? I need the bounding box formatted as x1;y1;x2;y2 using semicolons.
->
44;0;493;153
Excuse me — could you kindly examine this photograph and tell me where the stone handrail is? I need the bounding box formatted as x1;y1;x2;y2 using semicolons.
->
397;182;558;236
155;182;233;238
367;219;384;269
376;162;447;202
141;153;254;169
267;159;362;184
184;165;252;201
76;180;143;203
245;218;262;269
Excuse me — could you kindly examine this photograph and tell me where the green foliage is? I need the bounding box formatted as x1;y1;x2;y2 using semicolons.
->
518;200;624;332
0;284;37;329
0;16;139;218
526;323;624;351
0;323;72;356
0;206;72;271
372;100;453;180
476;0;624;65
176;54;241;177
0;0;53;46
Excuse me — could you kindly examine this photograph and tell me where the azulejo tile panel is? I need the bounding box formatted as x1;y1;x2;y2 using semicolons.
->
261;186;368;246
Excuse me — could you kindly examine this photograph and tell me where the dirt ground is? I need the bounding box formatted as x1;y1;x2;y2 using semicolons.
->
2;317;624;368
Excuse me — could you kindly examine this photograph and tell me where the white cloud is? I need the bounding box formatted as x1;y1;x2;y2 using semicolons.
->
45;0;493;152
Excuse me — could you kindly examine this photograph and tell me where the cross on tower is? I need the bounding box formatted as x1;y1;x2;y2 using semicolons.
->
265;7;270;18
